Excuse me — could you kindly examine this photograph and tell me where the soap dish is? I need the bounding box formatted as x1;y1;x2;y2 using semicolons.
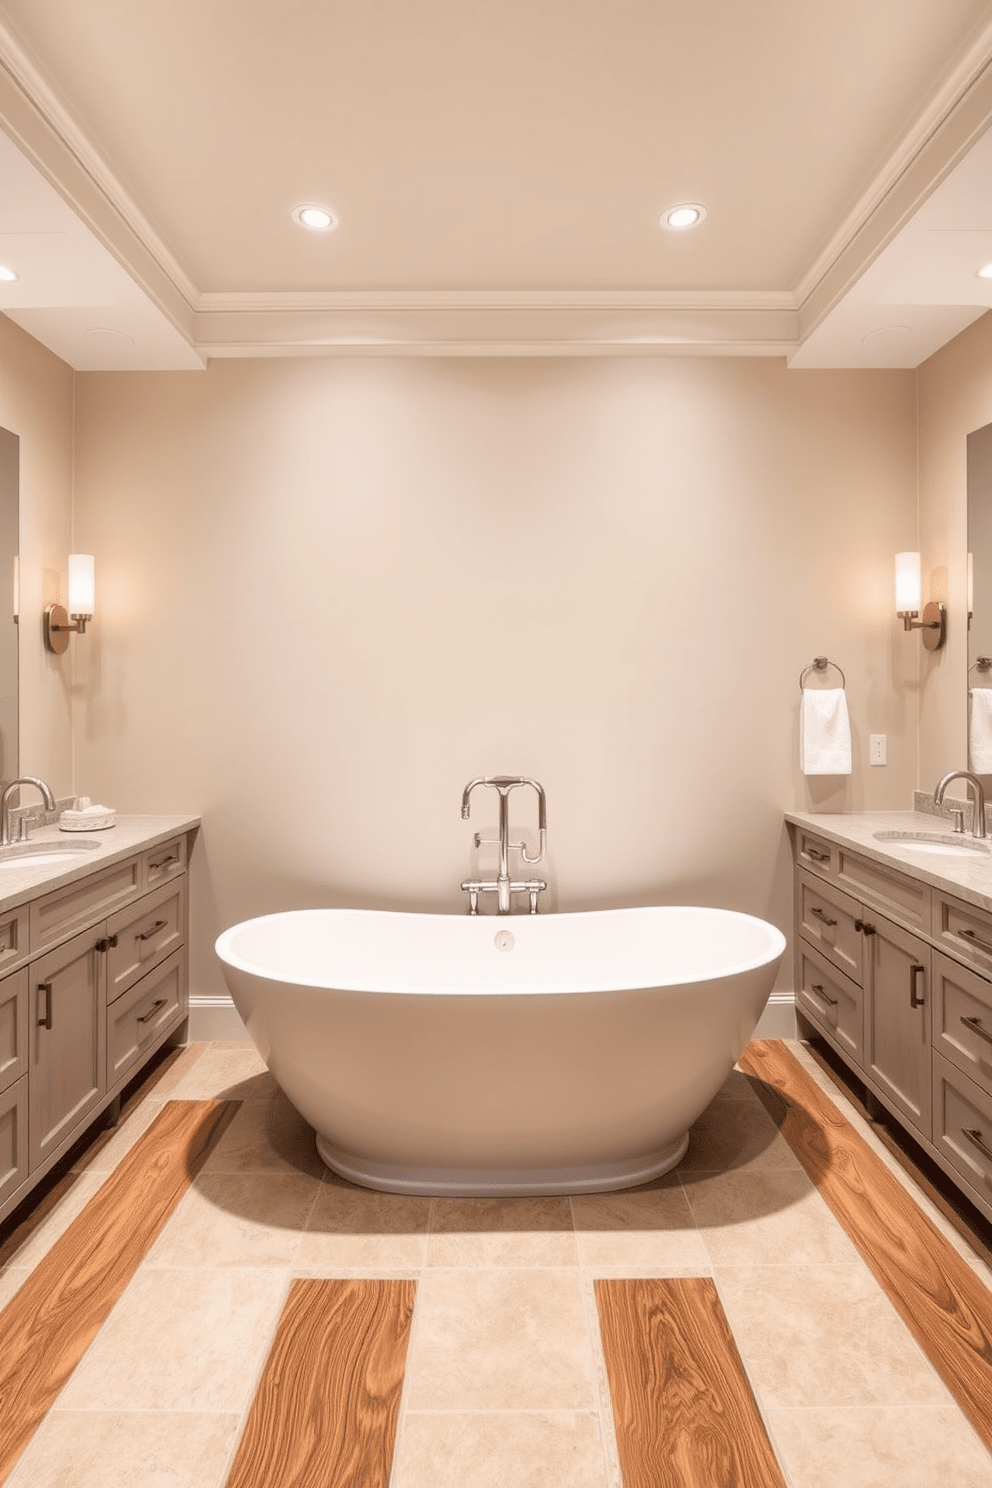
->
60;806;116;832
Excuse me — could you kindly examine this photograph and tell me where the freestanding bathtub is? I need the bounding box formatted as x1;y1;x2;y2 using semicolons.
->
215;905;785;1197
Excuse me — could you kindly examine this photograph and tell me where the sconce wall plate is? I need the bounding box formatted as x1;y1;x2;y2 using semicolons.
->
920;599;946;651
44;602;88;654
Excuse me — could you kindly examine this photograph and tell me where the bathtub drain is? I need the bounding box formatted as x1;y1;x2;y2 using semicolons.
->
494;929;515;952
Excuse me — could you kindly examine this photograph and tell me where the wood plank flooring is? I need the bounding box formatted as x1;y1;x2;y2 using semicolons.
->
740;1039;992;1455
225;1278;415;1488
597;1277;788;1488
0;1098;239;1484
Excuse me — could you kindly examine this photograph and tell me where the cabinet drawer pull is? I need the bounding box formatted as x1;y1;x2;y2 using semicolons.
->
810;906;838;927
137;997;168;1025
149;853;180;873
963;1128;992;1164
805;846;830;863
961;1014;992;1047
95;934;119;953
808;982;838;1008
910;963;926;1009
957;927;992;954
37;982;52;1030
136;918;168;942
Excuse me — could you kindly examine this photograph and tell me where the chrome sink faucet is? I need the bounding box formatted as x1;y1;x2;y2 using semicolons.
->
461;776;547;914
934;770;987;838
0;775;57;846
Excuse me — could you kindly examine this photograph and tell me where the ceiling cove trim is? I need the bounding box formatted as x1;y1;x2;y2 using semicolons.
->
0;17;198;338
795;16;992;339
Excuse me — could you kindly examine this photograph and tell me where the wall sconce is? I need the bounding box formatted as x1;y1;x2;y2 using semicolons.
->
969;551;974;627
44;554;95;654
895;551;945;650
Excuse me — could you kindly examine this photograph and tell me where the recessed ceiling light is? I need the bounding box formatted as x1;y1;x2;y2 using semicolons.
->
291;204;338;232
978;262;992;280
0;265;18;282
660;203;708;231
861;325;912;347
84;327;135;348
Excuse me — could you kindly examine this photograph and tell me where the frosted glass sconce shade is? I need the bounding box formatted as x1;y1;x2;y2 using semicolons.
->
895;550;945;650
44;553;95;653
67;553;94;618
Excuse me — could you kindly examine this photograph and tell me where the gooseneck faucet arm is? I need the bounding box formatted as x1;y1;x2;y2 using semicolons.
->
0;775;57;847
934;769;987;838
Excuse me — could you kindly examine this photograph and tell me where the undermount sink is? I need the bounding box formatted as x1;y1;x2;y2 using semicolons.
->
872;830;989;857
0;839;102;868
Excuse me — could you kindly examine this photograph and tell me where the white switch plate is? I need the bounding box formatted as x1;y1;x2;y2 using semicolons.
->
869;734;886;766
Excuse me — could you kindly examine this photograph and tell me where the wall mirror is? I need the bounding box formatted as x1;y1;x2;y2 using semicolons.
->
0;427;16;784
966;421;992;773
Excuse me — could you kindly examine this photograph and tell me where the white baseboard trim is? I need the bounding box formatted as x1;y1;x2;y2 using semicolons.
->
753;991;796;1040
188;995;249;1042
190;990;797;1046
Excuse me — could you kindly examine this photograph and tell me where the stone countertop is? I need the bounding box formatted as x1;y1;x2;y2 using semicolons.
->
0;814;199;914
785;808;992;915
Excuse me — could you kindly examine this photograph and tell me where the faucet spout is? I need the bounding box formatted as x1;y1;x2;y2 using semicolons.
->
934;769;987;838
460;775;549;914
0;775;57;847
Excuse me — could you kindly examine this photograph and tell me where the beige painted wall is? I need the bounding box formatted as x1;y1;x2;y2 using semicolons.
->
69;355;919;998
918;312;992;790
0;316;74;795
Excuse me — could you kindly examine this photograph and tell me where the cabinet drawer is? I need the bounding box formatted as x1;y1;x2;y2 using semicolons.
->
797;943;864;1064
931;890;992;978
796;868;864;983
106;878;186;1005
107;949;185;1090
932;1052;992;1207
0;905;28;977
31;856;141;954
0;968;28;1096
836;847;931;932
142;836;187;888
0;1075;28;1214
795;831;835;876
931;951;992;1092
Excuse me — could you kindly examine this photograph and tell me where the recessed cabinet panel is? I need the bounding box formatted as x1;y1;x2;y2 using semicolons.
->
107;950;185;1090
932;951;992;1090
30;930;107;1169
0;1076;27;1211
142;836;187;888
932;1052;992;1204
865;916;931;1138
796;869;864;984
106;879;186;1005
932;890;992;979
0;967;27;1095
836;849;930;932
0;906;29;978
31;858;141;954
797;944;864;1064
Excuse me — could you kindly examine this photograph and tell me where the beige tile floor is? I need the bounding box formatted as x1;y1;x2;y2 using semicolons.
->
1;1038;992;1487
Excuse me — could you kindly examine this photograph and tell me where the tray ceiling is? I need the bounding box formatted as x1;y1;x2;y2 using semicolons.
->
1;0;992;367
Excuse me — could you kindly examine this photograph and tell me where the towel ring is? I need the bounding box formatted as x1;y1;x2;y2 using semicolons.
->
799;656;846;692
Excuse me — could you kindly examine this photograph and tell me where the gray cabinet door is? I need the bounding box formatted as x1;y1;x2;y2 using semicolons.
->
865;913;931;1138
30;928;107;1169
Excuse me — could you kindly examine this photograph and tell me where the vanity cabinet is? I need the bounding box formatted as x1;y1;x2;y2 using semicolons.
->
791;820;992;1225
0;821;196;1227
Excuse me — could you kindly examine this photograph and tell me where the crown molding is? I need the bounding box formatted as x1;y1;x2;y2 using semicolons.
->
0;17;198;338
193;295;799;358
795;15;992;338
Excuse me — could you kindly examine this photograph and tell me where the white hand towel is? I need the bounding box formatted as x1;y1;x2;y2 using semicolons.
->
800;688;852;775
970;689;992;773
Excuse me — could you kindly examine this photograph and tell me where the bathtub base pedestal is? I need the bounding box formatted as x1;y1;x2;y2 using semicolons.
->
314;1130;691;1197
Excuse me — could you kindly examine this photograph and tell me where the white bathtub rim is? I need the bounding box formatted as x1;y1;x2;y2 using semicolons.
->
314;1130;691;1197
215;904;786;998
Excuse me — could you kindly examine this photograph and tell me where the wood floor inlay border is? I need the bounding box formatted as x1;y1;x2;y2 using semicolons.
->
596;1276;787;1488
740;1039;992;1455
0;1098;239;1483
225;1277;416;1488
